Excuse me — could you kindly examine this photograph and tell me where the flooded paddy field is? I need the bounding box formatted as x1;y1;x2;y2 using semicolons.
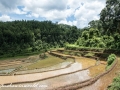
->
78;57;120;90
1;69;90;90
15;58;74;75
0;51;108;90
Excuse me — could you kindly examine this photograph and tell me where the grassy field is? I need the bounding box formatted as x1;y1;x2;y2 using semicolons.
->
25;54;65;70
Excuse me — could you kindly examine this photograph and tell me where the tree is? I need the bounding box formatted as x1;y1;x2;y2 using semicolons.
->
100;0;120;34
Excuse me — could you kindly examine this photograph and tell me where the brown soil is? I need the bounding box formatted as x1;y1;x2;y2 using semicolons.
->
78;57;120;90
89;64;106;77
0;55;39;70
75;57;96;69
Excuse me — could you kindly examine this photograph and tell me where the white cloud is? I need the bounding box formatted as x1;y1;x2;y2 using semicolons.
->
59;0;106;28
13;8;27;15
0;15;12;21
23;0;70;20
59;19;77;26
0;0;23;13
0;0;106;28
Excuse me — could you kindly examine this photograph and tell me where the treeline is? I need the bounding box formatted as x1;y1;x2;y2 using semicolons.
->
75;20;120;49
0;20;81;57
74;0;120;49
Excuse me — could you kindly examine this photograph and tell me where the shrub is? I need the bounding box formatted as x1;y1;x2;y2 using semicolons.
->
108;75;120;90
107;54;116;66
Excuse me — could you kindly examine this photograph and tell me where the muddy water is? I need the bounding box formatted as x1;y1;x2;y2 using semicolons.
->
75;57;96;69
89;64;106;77
78;58;120;90
1;70;90;90
0;62;82;84
0;57;107;90
15;59;74;75
0;68;15;74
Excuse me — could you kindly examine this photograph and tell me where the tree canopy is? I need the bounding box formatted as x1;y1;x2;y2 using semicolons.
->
0;20;81;57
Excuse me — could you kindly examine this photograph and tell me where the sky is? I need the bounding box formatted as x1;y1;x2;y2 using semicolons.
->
0;0;106;28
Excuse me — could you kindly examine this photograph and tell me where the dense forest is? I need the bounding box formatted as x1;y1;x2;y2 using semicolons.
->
0;20;81;57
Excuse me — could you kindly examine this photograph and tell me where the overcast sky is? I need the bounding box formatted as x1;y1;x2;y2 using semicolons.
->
0;0;106;28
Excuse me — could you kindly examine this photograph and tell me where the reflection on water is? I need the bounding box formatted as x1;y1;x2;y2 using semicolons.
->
0;62;83;85
1;69;90;90
0;57;107;90
15;59;74;75
0;68;15;74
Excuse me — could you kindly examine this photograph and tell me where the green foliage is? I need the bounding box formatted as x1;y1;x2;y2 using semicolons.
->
0;20;81;57
76;28;106;48
107;54;116;66
102;35;114;48
84;52;95;57
85;37;106;48
75;25;120;49
65;44;104;52
100;0;120;33
63;51;70;55
75;0;120;49
108;75;120;90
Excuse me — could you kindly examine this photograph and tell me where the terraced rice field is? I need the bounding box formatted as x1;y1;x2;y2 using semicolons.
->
22;54;67;70
0;51;108;90
79;57;120;90
75;57;96;68
15;58;74;75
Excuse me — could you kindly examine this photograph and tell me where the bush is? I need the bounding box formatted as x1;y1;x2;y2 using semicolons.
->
107;54;116;66
108;75;120;90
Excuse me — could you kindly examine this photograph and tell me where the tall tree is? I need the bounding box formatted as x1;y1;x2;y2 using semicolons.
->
100;0;120;34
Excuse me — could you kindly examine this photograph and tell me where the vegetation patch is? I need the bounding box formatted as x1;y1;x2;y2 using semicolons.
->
65;44;104;52
84;52;95;57
106;54;116;70
107;74;120;90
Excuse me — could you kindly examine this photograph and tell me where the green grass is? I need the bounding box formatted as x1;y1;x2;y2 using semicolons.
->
65;44;104;52
26;54;64;70
0;47;62;61
0;55;28;61
84;52;95;57
0;51;41;60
